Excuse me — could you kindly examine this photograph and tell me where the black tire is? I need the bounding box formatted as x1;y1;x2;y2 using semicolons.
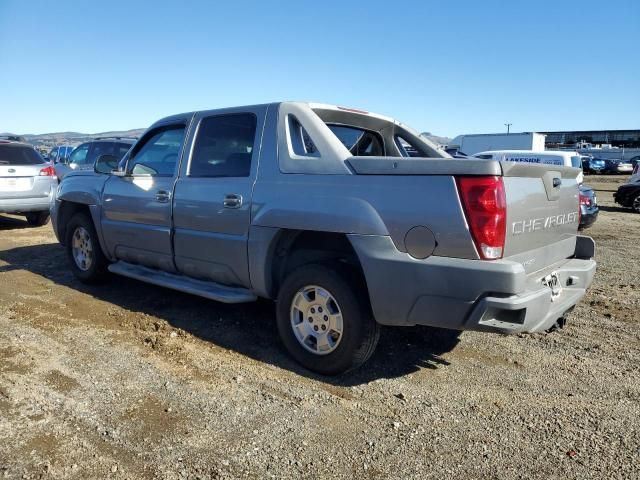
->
64;213;109;283
276;264;380;375
25;211;50;226
632;193;640;214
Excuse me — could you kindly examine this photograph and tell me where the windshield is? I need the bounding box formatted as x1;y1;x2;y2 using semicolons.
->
0;145;46;165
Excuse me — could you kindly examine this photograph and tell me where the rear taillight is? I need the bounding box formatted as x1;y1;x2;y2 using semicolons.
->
39;166;55;176
579;194;591;207
455;176;506;260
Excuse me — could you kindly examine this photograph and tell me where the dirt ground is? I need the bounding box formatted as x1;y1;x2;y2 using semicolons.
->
0;175;638;479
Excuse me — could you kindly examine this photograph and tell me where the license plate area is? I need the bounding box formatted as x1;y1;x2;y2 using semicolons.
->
542;272;562;301
0;177;32;191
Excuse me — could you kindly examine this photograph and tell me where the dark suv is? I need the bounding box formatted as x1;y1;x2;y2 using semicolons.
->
54;137;135;180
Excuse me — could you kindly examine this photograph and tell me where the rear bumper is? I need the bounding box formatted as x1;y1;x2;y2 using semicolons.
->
0;196;52;213
349;234;596;334
0;178;56;213
463;255;595;333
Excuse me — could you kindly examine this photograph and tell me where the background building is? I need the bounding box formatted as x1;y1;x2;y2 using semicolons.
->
542;129;640;149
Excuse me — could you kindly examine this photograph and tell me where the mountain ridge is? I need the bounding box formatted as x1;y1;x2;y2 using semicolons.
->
2;128;451;150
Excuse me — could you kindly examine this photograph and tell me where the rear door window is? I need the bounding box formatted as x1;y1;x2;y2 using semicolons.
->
327;125;384;156
189;113;257;177
0;145;46;165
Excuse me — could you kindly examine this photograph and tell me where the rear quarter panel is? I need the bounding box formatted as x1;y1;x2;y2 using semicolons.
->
251;173;478;259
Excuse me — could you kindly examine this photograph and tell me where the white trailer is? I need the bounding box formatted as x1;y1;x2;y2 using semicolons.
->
448;132;546;156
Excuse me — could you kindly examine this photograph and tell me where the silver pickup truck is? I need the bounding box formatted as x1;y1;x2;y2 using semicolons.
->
51;102;596;375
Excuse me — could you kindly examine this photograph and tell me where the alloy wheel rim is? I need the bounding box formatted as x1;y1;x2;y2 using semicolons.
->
71;226;93;271
290;285;343;355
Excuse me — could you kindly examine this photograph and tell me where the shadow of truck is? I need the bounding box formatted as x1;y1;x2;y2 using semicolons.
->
0;242;460;386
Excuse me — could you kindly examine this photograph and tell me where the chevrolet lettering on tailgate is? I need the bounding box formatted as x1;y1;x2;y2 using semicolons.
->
512;212;579;235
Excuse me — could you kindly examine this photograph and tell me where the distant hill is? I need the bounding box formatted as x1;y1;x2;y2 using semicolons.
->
1;128;146;151
2;127;452;153
421;132;451;146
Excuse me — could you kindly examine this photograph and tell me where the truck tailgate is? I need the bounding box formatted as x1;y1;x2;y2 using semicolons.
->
501;162;581;272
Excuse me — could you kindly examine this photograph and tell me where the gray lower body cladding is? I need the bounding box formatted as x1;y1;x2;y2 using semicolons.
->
348;234;596;334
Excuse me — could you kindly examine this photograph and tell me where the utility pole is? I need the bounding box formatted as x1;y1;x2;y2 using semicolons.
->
504;123;512;134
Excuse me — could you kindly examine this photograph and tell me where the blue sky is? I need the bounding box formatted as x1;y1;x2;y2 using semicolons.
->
0;0;638;137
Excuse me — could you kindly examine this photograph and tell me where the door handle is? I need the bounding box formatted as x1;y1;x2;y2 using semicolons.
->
223;193;242;209
155;190;171;203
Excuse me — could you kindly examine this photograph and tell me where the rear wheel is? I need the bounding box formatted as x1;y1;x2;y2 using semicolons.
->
276;264;380;375
25;211;50;226
65;213;109;283
632;194;640;213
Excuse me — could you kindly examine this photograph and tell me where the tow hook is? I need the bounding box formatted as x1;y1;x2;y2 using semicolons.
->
547;317;567;333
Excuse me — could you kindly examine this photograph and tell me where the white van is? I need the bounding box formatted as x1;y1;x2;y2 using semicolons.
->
471;150;584;183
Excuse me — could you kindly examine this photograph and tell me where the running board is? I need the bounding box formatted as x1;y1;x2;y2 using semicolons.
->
108;262;257;303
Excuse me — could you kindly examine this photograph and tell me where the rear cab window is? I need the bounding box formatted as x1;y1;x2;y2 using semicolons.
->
327;125;384;156
189;113;257;177
0;145;46;165
309;106;445;159
395;136;432;157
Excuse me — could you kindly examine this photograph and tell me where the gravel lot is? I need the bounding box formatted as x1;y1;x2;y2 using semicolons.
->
0;174;638;479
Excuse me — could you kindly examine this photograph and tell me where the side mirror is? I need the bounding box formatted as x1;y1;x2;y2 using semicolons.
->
94;154;119;174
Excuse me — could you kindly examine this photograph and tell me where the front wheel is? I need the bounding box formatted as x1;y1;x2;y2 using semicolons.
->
64;213;109;283
632;194;640;213
276;264;380;375
25;211;50;226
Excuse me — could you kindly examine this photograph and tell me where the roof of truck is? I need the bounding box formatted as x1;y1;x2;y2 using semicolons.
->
150;101;398;127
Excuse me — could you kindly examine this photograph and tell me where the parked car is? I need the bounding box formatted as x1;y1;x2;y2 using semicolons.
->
578;185;599;229
54;137;135;180
582;157;606;174
48;145;75;166
51;102;596;374
0;134;26;142
602;158;634;175
613;173;640;213
0;140;57;226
